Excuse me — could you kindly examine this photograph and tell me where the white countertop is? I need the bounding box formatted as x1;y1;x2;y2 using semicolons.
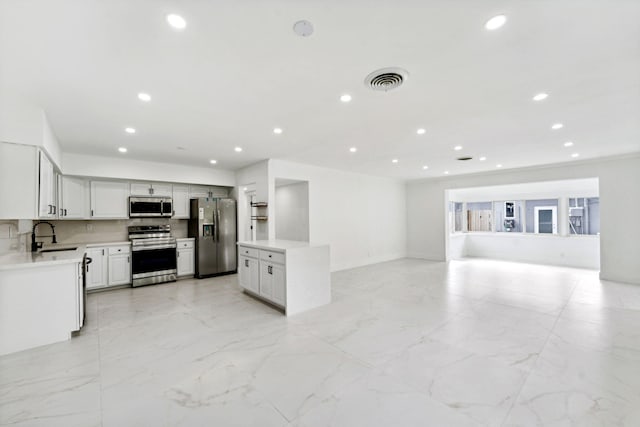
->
237;240;327;252
85;241;131;248
0;246;86;271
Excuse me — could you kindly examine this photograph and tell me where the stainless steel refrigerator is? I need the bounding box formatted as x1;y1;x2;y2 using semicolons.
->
188;198;237;278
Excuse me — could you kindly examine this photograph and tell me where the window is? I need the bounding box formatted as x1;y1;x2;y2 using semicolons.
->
568;197;599;235
466;202;492;232
525;199;558;234
449;202;463;233
494;200;523;232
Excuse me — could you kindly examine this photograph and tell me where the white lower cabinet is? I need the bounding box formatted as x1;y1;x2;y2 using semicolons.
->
177;238;195;277
259;261;285;306
87;244;131;290
239;255;259;294
108;246;131;286
238;246;286;308
86;247;108;290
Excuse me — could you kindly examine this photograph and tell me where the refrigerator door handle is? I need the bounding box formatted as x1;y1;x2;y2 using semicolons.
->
216;209;221;242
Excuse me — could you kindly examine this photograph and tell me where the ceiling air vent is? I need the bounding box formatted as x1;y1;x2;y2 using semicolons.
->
457;156;473;161
364;67;409;92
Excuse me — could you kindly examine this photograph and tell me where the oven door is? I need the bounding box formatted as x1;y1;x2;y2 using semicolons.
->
129;197;163;217
131;246;177;285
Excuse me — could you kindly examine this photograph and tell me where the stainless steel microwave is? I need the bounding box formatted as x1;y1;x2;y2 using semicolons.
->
129;197;173;218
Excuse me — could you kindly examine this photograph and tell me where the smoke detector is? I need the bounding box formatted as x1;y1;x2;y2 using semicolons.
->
293;20;314;37
364;67;409;92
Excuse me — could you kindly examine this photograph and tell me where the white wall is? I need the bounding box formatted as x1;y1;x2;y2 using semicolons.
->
63;153;235;187
275;182;309;241
271;159;406;272
464;234;600;269
407;154;640;285
0;95;63;168
235;160;270;240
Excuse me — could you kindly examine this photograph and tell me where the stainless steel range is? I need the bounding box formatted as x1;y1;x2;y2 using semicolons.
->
129;225;177;287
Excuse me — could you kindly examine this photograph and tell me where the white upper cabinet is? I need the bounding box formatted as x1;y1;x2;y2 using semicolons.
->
58;176;88;219
90;181;130;219
172;185;190;218
152;184;172;197
189;185;229;199
38;151;57;218
0;142;38;219
130;182;172;197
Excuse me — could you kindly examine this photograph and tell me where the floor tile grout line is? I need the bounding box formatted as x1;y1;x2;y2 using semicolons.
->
498;281;579;427
95;294;104;427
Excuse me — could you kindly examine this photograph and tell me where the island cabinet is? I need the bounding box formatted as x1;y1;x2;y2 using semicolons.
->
237;240;330;316
0;252;84;356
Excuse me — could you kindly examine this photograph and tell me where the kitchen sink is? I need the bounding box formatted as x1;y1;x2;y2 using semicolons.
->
40;247;78;253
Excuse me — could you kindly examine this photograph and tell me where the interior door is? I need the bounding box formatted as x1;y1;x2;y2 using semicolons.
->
217;198;237;273
535;206;558;234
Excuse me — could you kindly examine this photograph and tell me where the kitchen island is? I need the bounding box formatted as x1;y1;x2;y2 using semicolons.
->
0;247;85;356
237;240;330;316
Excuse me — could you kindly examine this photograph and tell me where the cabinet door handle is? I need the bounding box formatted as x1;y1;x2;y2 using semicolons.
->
245;259;249;267
91;209;94;217
268;265;272;275
177;251;180;257
102;249;105;256
127;256;130;263
52;205;56;215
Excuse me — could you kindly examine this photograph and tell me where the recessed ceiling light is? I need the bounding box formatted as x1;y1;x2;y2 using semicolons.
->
532;93;548;101
349;147;357;153
422;165;429;170
416;128;426;135
479;156;487;161
137;93;151;102
166;14;186;30
392;159;399;163
273;127;283;134
444;171;449;175
454;146;463;151
485;14;507;30
571;153;580;158
340;94;352;103
564;141;574;147
234;147;243;152
551;123;563;130
209;159;217;164
118;147;127;153
243;187;248;191
496;164;503;168
125;127;136;134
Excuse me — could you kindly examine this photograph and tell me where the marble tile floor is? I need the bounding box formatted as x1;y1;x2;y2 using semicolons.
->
2;258;640;426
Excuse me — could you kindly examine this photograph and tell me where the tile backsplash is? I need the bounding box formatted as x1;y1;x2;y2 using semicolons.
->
49;218;189;245
0;220;25;255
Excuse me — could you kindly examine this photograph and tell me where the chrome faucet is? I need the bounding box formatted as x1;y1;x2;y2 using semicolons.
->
31;221;57;252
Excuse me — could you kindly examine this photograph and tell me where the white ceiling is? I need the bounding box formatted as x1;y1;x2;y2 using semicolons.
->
1;1;639;179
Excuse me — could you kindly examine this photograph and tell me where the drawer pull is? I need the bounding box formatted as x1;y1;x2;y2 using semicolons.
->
268;254;272;258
